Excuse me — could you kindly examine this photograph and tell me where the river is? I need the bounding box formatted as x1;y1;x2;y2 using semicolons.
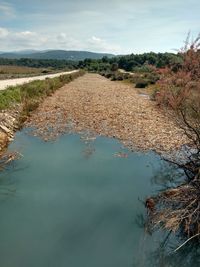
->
0;130;199;267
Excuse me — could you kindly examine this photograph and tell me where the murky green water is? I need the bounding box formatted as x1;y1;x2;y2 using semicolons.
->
0;130;199;267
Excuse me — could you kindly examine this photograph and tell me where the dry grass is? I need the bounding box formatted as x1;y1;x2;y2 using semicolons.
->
148;183;200;238
0;65;50;79
146;34;200;247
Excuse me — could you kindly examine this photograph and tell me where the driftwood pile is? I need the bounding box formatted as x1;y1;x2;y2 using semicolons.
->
25;74;188;155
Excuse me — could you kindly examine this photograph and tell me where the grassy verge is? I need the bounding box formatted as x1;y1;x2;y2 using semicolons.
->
0;70;85;125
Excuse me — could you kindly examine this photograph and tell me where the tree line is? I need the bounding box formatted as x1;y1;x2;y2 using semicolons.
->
0;52;182;72
0;58;78;70
78;52;182;72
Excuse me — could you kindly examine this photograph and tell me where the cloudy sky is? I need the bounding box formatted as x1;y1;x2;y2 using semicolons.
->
0;0;199;54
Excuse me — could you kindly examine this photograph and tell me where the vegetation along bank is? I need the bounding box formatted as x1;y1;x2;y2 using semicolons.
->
0;70;85;162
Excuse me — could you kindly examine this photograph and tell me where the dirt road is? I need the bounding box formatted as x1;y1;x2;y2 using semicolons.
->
26;73;188;154
0;70;78;90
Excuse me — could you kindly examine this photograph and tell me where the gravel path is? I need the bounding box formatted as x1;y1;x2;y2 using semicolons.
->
26;73;188;154
0;70;78;90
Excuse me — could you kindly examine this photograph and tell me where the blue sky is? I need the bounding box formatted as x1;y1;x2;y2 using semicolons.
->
0;0;199;54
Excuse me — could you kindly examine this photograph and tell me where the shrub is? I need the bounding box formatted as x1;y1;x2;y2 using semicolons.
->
110;73;124;81
105;73;112;79
135;80;149;88
144;73;160;84
147;33;200;241
111;63;119;71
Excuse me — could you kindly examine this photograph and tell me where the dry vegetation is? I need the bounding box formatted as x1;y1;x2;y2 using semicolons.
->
146;34;200;247
0;65;51;80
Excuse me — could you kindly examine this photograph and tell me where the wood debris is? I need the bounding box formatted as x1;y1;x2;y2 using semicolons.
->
26;73;189;156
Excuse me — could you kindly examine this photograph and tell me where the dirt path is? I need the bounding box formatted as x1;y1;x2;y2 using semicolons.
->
26;73;188;154
0;70;78;90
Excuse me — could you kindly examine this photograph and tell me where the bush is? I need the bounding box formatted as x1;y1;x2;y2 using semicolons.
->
102;71;132;82
135;80;149;88
144;73;160;84
110;73;124;81
105;73;112;79
111;63;119;72
147;33;200;241
122;73;130;80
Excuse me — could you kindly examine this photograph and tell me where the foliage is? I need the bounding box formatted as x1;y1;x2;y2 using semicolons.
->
79;53;177;90
110;63;119;71
0;58;78;70
147;34;200;244
154;33;200;174
79;52;181;72
135;80;149;88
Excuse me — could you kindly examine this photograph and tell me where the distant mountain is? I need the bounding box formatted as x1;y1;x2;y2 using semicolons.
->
0;50;115;61
13;50;40;55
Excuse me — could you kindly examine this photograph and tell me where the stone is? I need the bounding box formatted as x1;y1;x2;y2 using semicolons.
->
0;132;9;149
0;125;11;134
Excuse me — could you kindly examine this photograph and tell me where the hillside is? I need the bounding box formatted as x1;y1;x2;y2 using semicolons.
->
0;50;114;61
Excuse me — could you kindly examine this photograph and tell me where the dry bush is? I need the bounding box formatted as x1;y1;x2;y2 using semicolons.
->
147;34;200;245
155;33;200;179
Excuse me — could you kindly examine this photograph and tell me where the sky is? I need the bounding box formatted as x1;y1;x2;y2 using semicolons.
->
0;0;199;54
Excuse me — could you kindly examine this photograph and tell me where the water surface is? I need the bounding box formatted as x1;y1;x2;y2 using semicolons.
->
0;130;197;267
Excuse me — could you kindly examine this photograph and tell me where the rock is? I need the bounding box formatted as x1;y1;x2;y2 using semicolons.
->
0;132;9;150
0;125;11;135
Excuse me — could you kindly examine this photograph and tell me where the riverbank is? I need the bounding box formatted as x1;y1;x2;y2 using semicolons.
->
26;73;188;156
0;70;85;157
0;106;22;155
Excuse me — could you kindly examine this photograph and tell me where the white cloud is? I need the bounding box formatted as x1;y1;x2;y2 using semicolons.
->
0;0;199;54
0;27;122;53
0;27;9;38
0;28;48;50
0;2;15;18
87;36;121;53
12;31;47;48
52;34;121;53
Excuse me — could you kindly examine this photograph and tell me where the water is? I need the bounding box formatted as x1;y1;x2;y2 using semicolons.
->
0;130;198;267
